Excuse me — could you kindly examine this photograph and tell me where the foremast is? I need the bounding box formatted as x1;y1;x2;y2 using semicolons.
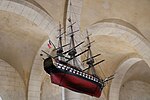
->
57;23;64;60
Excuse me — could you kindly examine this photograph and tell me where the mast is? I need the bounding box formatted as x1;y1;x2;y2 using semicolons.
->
67;18;78;66
57;23;63;59
56;23;67;60
85;30;96;75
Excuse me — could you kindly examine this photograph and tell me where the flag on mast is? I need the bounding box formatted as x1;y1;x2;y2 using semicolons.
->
47;40;52;48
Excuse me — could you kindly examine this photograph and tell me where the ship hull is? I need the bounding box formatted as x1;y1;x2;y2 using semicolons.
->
51;72;102;97
44;57;103;97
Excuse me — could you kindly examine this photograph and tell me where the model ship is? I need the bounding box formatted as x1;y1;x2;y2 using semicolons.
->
40;2;114;98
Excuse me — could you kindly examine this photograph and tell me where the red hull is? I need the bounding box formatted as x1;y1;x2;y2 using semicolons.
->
43;57;103;97
50;72;102;97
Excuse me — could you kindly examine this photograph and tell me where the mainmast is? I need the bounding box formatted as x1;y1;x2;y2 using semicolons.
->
67;18;78;66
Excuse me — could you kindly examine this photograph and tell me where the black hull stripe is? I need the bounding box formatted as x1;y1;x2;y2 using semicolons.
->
50;64;104;89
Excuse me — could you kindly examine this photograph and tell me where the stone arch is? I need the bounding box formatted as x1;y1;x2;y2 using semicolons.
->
108;58;142;100
0;59;26;100
28;39;56;100
119;60;150;100
109;57;150;100
0;1;59;99
119;81;150;100
0;0;57;34
94;18;146;40
87;19;150;67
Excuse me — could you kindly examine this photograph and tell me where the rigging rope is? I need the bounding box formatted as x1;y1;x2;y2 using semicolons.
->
66;0;108;79
67;0;106;76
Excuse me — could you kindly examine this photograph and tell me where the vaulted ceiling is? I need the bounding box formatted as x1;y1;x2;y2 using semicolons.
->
0;0;150;99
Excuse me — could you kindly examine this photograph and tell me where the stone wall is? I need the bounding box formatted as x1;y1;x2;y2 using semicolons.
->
120;81;150;100
0;59;26;100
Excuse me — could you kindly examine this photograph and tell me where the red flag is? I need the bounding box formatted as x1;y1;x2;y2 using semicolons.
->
47;40;52;48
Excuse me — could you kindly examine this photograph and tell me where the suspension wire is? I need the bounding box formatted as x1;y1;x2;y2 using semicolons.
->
67;0;93;70
59;0;63;23
69;0;83;31
69;0;85;38
47;0;64;49
68;0;85;42
69;0;72;21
